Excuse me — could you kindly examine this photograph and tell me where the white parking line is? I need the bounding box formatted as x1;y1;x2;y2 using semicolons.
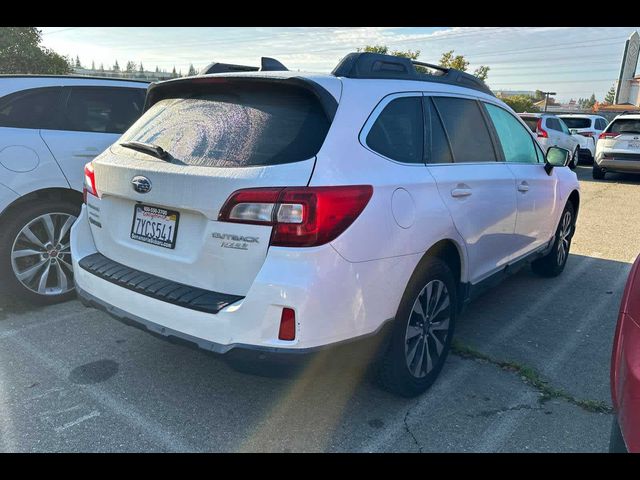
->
55;410;101;433
5;333;198;452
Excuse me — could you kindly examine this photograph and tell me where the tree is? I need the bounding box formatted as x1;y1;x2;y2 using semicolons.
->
125;61;137;73
99;63;104;72
439;50;469;71
501;95;540;113
171;66;177;78
472;65;490;82
155;66;159;73
0;27;71;74
113;60;120;72
188;64;197;76
75;55;82;68
91;60;95;70
605;84;616;104
534;90;546;101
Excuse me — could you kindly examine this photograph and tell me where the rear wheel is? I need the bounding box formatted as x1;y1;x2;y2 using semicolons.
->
592;163;606;180
376;257;456;397
570;148;579;169
531;202;575;278
0;200;79;305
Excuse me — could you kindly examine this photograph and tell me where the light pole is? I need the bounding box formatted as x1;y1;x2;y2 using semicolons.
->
542;91;557;112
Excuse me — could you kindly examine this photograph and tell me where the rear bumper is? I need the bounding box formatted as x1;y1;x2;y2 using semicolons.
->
595;153;640;173
71;205;412;353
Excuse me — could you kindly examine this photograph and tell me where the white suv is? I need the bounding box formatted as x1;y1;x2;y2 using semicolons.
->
0;75;148;304
558;114;608;164
593;113;640;179
519;113;581;168
71;53;580;397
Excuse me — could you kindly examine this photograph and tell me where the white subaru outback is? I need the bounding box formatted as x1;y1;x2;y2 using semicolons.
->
71;53;580;397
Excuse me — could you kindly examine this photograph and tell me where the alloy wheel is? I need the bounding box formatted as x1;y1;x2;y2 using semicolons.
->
10;213;76;296
556;210;572;266
404;279;451;378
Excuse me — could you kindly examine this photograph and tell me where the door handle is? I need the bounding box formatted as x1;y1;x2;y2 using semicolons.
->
518;182;530;193
451;187;472;198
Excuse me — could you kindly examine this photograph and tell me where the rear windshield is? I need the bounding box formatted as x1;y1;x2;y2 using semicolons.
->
608;118;640;135
520;117;538;132
560;118;591;129
119;83;331;168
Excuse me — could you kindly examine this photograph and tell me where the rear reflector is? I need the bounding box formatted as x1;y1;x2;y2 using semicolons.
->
218;185;373;247
278;308;296;341
83;162;98;203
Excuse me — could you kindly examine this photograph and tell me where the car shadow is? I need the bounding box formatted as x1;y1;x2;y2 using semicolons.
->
574;165;640;185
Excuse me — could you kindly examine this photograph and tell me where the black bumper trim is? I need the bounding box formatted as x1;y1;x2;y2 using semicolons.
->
78;252;243;315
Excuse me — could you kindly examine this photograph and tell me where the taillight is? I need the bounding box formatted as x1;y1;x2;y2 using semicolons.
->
578;131;594;137
83;162;98;203
599;132;620;140
536;118;548;138
218;185;373;247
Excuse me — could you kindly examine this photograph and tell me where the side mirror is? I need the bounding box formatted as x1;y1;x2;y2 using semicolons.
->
544;146;571;174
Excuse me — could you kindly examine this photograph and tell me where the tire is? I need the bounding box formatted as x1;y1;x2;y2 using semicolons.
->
569;148;579;169
609;416;628;453
376;257;457;397
0;199;80;305
531;202;575;278
592;163;606;180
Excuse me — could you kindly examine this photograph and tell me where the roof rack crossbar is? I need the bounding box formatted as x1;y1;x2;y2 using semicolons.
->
410;60;449;75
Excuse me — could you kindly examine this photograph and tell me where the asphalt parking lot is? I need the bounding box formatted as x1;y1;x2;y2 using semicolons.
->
1;165;638;452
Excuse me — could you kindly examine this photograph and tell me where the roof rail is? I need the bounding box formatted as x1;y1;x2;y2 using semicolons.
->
202;57;289;75
331;52;494;97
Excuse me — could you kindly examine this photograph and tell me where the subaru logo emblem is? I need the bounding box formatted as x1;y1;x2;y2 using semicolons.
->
131;176;151;194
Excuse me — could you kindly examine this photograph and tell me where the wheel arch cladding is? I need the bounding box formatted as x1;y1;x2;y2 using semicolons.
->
0;187;82;221
420;239;463;286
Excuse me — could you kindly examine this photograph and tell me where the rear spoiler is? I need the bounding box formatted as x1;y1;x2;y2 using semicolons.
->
143;75;338;122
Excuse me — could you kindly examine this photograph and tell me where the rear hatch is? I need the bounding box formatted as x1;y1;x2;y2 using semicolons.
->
560;117;596;147
600;117;640;157
86;75;338;296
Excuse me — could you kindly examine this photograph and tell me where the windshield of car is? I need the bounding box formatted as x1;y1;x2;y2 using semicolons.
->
560;118;591;129
119;83;331;168
608;118;640;135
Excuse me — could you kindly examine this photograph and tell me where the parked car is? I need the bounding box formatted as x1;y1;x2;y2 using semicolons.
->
610;253;640;453
519;113;580;168
71;53;580;397
0;75;149;304
593;113;640;180
557;114;608;164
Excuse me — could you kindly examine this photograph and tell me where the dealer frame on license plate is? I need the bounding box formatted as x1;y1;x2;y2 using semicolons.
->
628;140;640;149
130;203;180;249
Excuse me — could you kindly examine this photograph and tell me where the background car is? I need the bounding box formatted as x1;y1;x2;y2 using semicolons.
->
593;113;640;180
0;75;148;304
610;253;640;453
519;113;580;168
558;114;608;164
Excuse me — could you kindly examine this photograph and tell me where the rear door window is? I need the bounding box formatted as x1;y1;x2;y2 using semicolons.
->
62;87;145;134
121;83;331;168
0;87;62;129
432;96;497;163
366;96;424;164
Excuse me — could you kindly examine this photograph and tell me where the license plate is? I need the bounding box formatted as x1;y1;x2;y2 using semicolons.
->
629;140;640;149
130;204;179;249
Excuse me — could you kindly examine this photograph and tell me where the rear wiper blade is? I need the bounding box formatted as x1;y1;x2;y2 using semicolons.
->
120;141;172;162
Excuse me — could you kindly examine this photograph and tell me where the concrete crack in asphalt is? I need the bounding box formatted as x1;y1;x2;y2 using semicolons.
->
403;399;423;453
451;340;613;414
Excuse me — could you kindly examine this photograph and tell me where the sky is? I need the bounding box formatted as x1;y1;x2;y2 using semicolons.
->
39;26;640;103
